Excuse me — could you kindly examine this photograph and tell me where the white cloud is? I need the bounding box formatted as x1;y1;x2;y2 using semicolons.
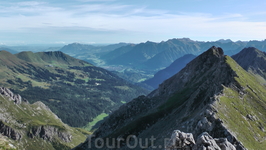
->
0;0;266;44
77;0;112;1
17;1;46;6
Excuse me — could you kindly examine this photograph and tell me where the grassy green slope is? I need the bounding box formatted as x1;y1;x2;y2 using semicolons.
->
15;51;92;67
0;94;89;150
15;51;45;64
0;51;25;67
216;56;266;150
0;51;148;127
83;113;108;131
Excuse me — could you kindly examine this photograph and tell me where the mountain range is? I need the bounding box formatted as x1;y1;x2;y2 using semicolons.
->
58;38;266;85
99;38;266;71
0;47;17;54
60;43;129;55
59;43;129;65
75;46;266;150
2;39;266;150
0;50;148;128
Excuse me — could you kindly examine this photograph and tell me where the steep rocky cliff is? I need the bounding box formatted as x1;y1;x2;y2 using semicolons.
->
74;46;266;150
0;87;89;150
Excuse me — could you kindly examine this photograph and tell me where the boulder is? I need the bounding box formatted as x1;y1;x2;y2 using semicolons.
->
165;130;195;150
194;132;221;150
215;138;236;150
166;130;237;150
28;125;72;142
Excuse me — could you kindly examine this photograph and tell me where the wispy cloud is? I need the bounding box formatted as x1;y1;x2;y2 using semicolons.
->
17;1;46;6
0;0;266;44
77;0;116;2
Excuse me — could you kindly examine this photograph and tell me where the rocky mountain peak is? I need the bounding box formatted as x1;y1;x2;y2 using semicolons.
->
149;46;228;98
241;46;258;52
232;47;266;79
201;46;224;58
236;47;265;57
44;51;64;55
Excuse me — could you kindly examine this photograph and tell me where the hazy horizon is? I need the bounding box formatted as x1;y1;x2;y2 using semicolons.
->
1;38;266;47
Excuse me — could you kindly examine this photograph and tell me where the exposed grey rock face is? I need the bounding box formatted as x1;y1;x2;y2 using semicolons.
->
0;121;21;140
215;138;236;150
0;86;78;149
196;117;213;132
165;130;195;150
28;126;72;142
166;131;236;150
153;46;227;98
0;87;24;141
194;132;222;150
0;87;25;104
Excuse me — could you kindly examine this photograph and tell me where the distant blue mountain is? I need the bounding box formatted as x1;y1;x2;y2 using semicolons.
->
100;38;264;71
0;47;18;54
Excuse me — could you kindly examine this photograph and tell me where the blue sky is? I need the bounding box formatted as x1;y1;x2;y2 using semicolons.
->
0;0;266;45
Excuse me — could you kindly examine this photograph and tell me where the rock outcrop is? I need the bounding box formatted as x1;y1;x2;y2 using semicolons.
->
0;86;87;149
165;130;195;150
0;87;24;141
195;132;236;150
0;87;71;142
28;125;72;142
214;138;237;150
0;121;21;140
166;131;237;150
0;87;28;104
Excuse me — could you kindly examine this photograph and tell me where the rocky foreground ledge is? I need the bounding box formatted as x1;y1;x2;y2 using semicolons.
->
165;130;245;150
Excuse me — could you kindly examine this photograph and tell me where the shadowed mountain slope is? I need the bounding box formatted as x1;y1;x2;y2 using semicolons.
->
232;47;266;80
143;54;196;89
75;46;266;150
